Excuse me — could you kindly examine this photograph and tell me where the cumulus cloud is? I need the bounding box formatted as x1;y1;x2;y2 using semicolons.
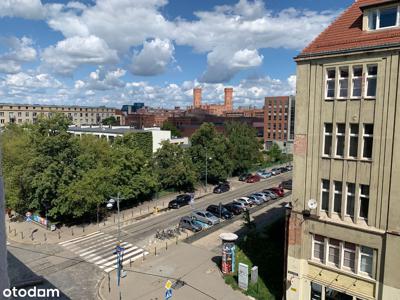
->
75;67;126;90
0;36;37;73
41;35;118;75
131;38;175;76
5;72;62;89
0;0;45;19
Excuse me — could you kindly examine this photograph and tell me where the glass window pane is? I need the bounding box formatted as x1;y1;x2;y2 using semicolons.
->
327;81;335;98
346;194;355;216
311;282;322;300
337;124;345;134
349;136;358;157
350;124;359;135
363;137;373;158
365;124;374;135
369;11;377;30
324;136;332;156
353;66;362;77
361;246;373;255
336;136;345;156
367;78;377;97
322;180;330;190
327;69;336;79
379;7;397;28
368;65;378;76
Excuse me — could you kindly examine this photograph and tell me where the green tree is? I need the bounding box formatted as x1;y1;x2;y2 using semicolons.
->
102;116;119;126
225;122;263;175
268;143;283;162
153;141;197;192
161;121;182;137
190;123;233;183
114;132;153;158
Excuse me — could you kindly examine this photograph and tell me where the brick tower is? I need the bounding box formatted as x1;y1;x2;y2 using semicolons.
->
193;88;202;108
224;88;233;111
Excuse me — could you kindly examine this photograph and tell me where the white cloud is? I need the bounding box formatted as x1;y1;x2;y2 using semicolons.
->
0;37;37;74
0;0;45;20
42;35;118;75
131;38;175;76
75;67;126;90
5;72;62;89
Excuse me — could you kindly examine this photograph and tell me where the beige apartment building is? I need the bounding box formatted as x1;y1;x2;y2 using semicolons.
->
287;1;400;299
0;103;118;127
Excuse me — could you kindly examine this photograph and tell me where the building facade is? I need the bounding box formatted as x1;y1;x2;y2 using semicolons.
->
263;95;295;152
0;103;119;127
287;1;400;299
189;87;234;116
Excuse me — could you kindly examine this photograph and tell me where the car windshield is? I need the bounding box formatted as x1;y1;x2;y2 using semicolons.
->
205;212;213;218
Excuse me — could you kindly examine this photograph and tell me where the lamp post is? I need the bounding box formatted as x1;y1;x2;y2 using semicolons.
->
205;146;212;192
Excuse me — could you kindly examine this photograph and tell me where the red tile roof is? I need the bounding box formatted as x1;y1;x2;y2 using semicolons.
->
298;0;400;59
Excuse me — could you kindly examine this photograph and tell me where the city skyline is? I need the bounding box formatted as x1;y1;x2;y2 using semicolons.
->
0;0;352;108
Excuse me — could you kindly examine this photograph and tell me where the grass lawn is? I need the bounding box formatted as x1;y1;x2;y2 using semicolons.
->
224;218;285;300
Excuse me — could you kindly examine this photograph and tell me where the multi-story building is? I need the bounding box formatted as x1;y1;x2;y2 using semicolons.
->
287;1;400;299
189;87;234;116
0;103;119;127
263;95;295;152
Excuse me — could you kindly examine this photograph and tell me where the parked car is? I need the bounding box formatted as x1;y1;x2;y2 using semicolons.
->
224;203;243;215
179;216;202;232
285;165;293;171
256;170;272;179
279;167;288;173
238;173;252;181
247;195;263;205
232;199;250;211
191;210;220;225
271;168;282;176
268;187;285;197
246;174;261;183
251;192;269;202
213;182;230;194
206;205;233;219
261;190;278;200
234;197;253;207
168;194;192;209
280;179;292;190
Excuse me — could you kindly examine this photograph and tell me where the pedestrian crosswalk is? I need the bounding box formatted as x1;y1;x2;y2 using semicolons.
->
59;231;148;273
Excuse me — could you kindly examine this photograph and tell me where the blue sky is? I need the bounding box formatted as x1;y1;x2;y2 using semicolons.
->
0;0;353;108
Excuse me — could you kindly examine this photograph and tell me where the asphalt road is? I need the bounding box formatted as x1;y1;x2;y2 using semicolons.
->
104;172;292;245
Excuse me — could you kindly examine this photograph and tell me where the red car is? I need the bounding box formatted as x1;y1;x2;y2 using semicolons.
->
246;174;261;183
268;187;285;197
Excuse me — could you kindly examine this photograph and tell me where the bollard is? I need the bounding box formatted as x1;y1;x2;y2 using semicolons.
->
113;215;115;223
82;226;85;233
14;229;17;237
20;232;24;239
108;273;111;293
71;228;74;236
154;246;157;256
44;233;47;241
165;242;168;251
58;231;61;239
130;259;132;267
142;251;145;261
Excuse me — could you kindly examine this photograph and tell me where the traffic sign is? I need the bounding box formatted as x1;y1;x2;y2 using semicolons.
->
165;280;172;290
165;288;172;299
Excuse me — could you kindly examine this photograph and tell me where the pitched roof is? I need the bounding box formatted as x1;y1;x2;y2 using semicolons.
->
297;0;400;59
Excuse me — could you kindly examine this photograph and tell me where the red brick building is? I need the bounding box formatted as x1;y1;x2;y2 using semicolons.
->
189;87;234;116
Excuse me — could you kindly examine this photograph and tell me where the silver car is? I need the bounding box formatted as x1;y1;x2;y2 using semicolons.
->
251;193;269;202
262;190;278;200
247;195;263;205
191;210;220;225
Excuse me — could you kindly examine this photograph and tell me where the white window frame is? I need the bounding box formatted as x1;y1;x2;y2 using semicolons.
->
335;123;346;158
345;183;355;217
321;180;330;212
351;66;363;98
359;184;370;220
365;65;378;99
333;181;342;214
312;235;325;263
362;124;374;160
348;123;359;159
323;123;333;157
359;246;374;277
337;67;349;99
368;5;400;31
325;68;336;99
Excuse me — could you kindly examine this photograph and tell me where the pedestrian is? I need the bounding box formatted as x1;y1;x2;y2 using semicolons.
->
189;192;195;209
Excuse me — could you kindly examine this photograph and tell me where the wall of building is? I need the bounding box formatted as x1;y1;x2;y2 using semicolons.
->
287;50;400;300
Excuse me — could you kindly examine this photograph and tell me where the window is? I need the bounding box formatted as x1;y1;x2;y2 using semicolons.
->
343;242;356;271
365;65;377;98
323;123;333;156
326;69;336;98
336;124;345;157
321;180;330;211
348;124;359;158
0;112;3;117
351;66;362;98
362;124;374;159
360;246;373;276
313;235;325;262
369;6;399;30
338;67;349;98
17;112;21;117
310;282;322;300
25;112;29;117
359;185;370;220
346;183;355;217
328;239;340;267
333;181;342;213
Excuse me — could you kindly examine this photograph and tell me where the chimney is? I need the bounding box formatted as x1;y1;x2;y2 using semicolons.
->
224;88;233;111
193;87;202;108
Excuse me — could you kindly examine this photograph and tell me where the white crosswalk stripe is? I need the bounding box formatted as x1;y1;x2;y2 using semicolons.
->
59;232;148;273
